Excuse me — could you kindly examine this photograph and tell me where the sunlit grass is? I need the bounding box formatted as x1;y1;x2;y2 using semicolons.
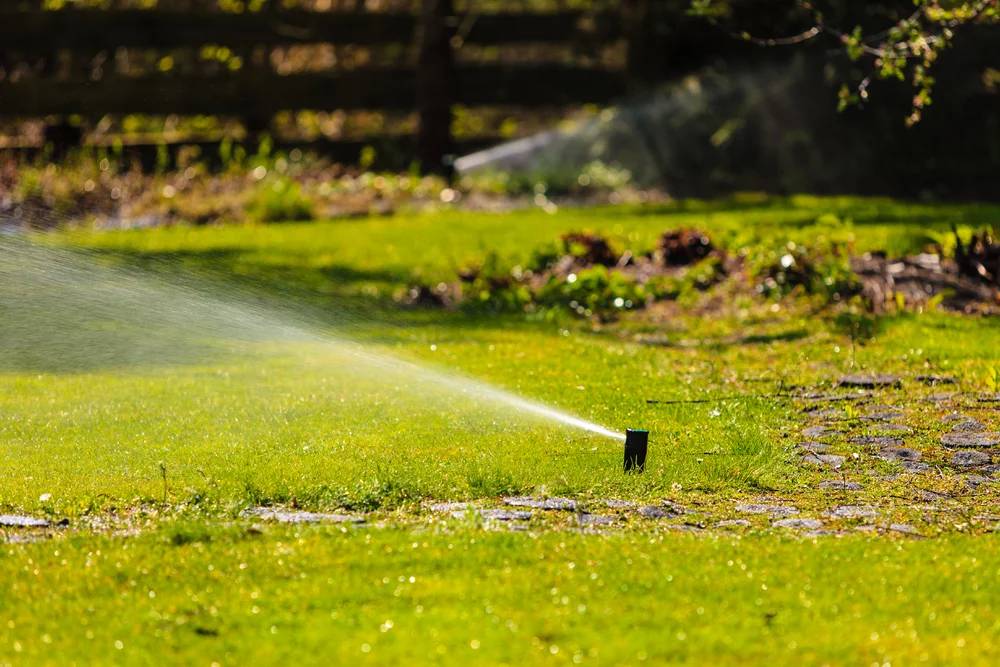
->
3;196;1000;663
3;196;999;513
5;526;1000;664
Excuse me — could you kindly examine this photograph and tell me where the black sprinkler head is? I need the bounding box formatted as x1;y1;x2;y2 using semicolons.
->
623;429;649;473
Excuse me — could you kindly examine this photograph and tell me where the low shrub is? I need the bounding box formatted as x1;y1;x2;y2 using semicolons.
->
247;176;316;223
752;241;859;302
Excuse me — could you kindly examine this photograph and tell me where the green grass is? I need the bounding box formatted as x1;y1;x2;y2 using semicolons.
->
54;194;1000;297
3;195;1000;663
6;527;1000;664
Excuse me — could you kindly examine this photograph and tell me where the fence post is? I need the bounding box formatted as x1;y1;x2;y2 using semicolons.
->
623;0;654;90
40;48;83;158
416;0;455;175
43;120;83;160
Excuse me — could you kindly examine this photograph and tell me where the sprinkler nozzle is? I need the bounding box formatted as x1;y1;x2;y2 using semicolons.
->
623;429;648;473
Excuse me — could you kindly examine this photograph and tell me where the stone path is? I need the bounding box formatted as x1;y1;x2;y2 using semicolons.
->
783;373;1000;536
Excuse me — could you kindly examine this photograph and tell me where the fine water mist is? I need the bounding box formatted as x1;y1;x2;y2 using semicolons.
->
0;235;624;443
455;58;868;197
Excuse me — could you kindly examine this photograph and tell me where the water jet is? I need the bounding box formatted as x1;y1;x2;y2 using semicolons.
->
0;236;625;446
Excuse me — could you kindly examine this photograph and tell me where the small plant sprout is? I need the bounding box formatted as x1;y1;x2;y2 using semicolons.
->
159;461;169;504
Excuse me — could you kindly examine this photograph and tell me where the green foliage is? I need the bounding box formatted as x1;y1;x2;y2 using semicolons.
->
645;254;725;303
466;469;524;497
457;234;646;319
692;0;1000;124
576;160;632;191
833;310;879;343
247;176;316;223
526;240;564;272
752;240;858;301
453;251;528;313
346;474;430;511
535;266;647;319
165;521;214;547
359;145;377;171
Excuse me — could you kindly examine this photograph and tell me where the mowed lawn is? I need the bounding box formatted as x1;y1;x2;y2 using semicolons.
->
3;196;1000;664
7;528;1000;665
4;195;1000;513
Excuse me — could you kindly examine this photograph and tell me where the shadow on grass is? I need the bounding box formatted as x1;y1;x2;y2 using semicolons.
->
621;196;1000;228
0;242;541;374
635;328;809;350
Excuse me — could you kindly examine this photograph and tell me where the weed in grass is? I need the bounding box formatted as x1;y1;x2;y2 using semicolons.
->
158;461;169;504
166;521;214;547
466;469;524;497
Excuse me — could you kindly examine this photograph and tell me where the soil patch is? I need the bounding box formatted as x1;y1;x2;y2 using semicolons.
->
852;250;999;314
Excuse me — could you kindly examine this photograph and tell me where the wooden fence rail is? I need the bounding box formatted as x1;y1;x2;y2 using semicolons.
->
0;2;729;171
0;9;623;51
2;67;627;116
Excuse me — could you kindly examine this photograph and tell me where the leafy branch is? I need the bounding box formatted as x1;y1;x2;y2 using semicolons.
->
690;0;999;125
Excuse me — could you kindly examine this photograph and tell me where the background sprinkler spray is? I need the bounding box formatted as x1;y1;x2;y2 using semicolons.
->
624;429;648;473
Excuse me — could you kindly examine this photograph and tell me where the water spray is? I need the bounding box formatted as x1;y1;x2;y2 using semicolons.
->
1;237;632;459
455;62;811;196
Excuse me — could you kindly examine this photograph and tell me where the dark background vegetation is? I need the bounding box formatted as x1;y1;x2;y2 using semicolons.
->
0;0;997;200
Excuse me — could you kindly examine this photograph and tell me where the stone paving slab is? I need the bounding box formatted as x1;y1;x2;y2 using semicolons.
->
808;408;845;419
941;432;1000;448
0;514;49;528
862;411;905;422
467;509;533;521
803;425;840;439
773;518;823;530
819;480;863;491
601;499;637;509
735;503;799;518
951;450;991;466
838;374;901;388
949;417;987;432
964;474;992;488
503;496;577;511
916;375;956;385
636;502;689;519
878;446;921;462
913;489;949;502
578;514;616;527
799;391;871;401
827;505;877;520
429;502;476;513
801;453;845;469
849;435;905;448
243;508;365;524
